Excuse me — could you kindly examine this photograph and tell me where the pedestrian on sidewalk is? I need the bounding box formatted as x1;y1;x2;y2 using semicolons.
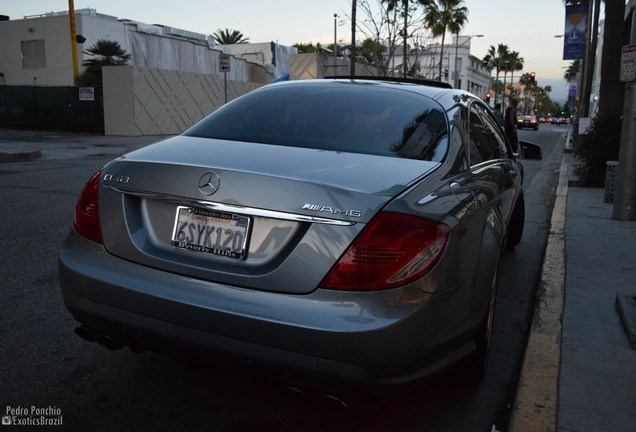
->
493;103;504;127
505;97;519;154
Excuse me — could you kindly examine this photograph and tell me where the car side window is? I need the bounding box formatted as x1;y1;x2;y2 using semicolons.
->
478;105;509;159
468;103;506;166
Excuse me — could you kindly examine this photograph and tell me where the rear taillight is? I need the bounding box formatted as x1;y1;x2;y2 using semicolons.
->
320;212;449;291
73;171;103;243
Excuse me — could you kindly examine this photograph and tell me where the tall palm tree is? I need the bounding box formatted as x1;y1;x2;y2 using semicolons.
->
544;85;552;99
503;51;524;105
384;0;434;78
519;72;539;113
483;44;509;104
212;28;249;45
423;0;468;82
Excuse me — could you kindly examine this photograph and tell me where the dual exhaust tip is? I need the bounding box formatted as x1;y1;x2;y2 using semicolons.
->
74;325;350;411
74;325;125;351
280;386;350;412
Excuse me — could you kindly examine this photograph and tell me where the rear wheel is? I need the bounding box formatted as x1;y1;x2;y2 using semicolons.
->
460;267;498;385
506;192;525;248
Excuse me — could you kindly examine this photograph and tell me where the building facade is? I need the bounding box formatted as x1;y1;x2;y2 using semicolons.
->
386;36;491;100
0;8;293;86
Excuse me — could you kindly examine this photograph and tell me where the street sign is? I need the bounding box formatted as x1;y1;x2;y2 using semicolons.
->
219;54;231;72
620;44;636;82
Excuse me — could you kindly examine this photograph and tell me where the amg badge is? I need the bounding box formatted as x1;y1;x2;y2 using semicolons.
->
302;203;362;218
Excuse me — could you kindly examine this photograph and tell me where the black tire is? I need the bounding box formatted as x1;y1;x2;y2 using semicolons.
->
459;268;498;385
506;192;525;248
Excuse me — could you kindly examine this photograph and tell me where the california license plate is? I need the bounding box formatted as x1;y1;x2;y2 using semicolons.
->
171;206;251;260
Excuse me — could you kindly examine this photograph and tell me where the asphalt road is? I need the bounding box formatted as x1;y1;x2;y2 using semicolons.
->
0;124;565;432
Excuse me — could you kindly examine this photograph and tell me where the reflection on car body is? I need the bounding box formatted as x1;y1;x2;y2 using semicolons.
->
59;77;542;392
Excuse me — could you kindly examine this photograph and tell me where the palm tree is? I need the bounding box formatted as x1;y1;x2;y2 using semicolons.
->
384;0;434;78
423;0;468;82
563;60;580;81
519;72;539;114
78;39;131;85
503;51;523;106
384;1;407;77
544;85;552;99
483;44;509;104
212;28;249;45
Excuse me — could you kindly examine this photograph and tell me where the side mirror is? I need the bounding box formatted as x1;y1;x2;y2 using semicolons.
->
519;140;542;160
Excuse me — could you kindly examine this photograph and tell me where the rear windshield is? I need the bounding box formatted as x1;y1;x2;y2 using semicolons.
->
185;82;448;162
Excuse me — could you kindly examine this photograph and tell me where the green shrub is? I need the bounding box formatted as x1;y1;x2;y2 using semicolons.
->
574;112;621;187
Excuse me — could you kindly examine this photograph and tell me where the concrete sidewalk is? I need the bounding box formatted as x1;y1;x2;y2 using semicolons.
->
0;128;167;163
509;150;636;431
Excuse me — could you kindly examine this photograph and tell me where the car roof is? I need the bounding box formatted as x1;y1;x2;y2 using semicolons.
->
261;77;469;106
325;75;452;89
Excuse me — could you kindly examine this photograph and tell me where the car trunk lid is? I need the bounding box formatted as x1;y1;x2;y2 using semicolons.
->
98;136;439;294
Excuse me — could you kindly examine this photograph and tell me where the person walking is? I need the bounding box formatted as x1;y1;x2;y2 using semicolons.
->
493;103;504;127
504;97;519;154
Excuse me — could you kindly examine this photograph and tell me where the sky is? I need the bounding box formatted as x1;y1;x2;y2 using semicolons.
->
3;0;574;101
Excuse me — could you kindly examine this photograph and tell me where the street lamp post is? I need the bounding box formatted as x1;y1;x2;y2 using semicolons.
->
334;14;338;62
454;34;483;89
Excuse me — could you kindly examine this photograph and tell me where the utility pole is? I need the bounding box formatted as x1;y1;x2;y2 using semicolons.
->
350;0;356;77
68;0;79;82
613;11;636;221
334;14;338;63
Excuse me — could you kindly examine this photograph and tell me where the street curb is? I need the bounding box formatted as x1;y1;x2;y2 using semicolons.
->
0;150;41;163
616;294;636;350
564;128;574;153
507;151;568;432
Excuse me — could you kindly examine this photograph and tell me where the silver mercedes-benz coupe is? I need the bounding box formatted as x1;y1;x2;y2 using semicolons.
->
59;78;540;390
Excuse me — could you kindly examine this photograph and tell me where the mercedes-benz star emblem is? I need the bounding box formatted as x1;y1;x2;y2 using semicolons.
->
198;172;221;196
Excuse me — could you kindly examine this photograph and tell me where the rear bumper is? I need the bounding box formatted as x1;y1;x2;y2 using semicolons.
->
59;230;480;388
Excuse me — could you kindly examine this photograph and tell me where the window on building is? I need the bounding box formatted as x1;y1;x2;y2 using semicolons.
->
21;40;46;69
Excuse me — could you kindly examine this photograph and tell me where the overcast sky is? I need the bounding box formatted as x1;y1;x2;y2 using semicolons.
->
4;0;577;100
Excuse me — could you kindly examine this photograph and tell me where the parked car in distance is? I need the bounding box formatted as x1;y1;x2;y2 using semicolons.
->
59;77;542;394
517;115;539;130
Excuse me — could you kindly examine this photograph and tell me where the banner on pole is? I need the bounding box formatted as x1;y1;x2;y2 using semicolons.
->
563;4;586;60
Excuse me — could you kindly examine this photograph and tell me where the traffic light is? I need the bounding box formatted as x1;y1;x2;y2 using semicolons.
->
530;72;536;82
485;93;491;103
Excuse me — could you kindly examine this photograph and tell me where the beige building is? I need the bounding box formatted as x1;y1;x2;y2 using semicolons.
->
0;9;129;85
0;8;293;86
390;35;491;100
0;8;296;136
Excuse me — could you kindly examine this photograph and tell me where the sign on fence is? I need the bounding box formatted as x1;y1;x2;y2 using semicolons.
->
79;87;95;101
